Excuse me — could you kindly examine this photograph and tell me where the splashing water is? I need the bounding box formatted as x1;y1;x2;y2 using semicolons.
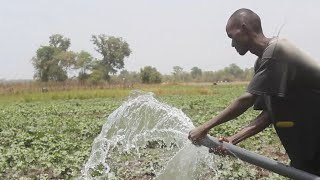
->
80;91;220;179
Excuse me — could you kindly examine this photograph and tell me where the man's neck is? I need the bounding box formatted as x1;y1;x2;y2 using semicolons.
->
249;34;271;57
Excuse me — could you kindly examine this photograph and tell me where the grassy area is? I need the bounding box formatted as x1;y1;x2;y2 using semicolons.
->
0;83;232;104
0;83;288;179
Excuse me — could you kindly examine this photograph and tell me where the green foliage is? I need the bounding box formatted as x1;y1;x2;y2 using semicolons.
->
172;66;183;76
224;63;244;78
170;66;192;82
47;63;68;81
54;51;77;71
32;33;255;85
32;34;132;83
91;34;131;81
88;69;105;85
190;66;202;79
0;99;121;179
111;69;141;84
0;84;287;179
49;34;71;51
165;64;254;83
209;64;254;82
31;34;76;82
140;66;162;84
32;46;57;82
74;51;94;81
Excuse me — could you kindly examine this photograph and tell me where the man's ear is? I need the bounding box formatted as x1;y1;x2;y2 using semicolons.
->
241;23;248;33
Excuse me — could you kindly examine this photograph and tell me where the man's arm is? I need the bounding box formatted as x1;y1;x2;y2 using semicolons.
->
228;110;271;145
189;92;257;143
209;111;271;155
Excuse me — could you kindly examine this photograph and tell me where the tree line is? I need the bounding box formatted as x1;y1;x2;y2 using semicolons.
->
31;34;253;84
113;64;253;84
31;34;131;84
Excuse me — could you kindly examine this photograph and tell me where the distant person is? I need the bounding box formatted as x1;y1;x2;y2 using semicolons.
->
188;8;320;175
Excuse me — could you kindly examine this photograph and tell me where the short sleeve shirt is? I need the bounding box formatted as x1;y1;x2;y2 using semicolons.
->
247;38;320;163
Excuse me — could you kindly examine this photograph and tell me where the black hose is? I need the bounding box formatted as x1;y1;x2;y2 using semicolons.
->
199;135;320;180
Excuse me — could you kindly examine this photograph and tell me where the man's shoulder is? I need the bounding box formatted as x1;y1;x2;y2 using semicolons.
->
270;38;291;46
262;37;317;67
262;38;295;59
272;38;297;55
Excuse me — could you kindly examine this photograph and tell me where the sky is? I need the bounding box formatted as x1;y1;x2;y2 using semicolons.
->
1;0;320;80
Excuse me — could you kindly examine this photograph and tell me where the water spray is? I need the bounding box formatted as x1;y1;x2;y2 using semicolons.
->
81;91;320;179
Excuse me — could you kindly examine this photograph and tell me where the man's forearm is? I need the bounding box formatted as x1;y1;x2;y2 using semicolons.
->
229;111;271;145
203;93;256;131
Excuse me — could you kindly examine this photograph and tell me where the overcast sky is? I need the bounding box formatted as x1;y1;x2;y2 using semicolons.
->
1;0;320;79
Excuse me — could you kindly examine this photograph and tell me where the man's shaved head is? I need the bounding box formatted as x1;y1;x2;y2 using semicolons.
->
225;9;266;56
227;8;263;34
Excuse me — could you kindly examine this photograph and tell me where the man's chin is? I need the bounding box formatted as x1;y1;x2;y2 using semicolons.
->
238;51;248;56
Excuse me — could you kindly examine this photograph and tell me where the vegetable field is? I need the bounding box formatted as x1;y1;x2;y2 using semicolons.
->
0;84;288;179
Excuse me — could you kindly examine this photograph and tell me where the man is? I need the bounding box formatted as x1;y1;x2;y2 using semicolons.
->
188;8;320;175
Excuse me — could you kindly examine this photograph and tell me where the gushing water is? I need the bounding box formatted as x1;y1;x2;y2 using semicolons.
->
80;91;219;179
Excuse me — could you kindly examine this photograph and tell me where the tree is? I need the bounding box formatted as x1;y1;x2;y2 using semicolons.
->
224;63;244;80
88;69;104;85
54;50;77;72
172;66;183;76
91;34;131;81
172;66;183;82
119;69;129;77
191;66;202;79
111;69;141;84
74;51;94;81
140;66;162;84
49;34;71;51
32;46;57;82
31;34;76;82
202;71;215;82
88;60;106;84
47;63;68;81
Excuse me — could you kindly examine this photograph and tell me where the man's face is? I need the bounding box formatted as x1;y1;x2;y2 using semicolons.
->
226;20;250;56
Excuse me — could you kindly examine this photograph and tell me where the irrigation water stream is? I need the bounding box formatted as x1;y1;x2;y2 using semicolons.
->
80;91;220;179
80;91;320;180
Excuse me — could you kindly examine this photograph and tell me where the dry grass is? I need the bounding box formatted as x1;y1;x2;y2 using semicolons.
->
0;81;246;104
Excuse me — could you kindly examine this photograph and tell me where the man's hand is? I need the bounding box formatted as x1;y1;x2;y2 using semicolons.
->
188;125;208;145
209;136;233;156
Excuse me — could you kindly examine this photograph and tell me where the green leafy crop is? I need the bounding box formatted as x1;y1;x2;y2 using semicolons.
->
0;84;288;179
